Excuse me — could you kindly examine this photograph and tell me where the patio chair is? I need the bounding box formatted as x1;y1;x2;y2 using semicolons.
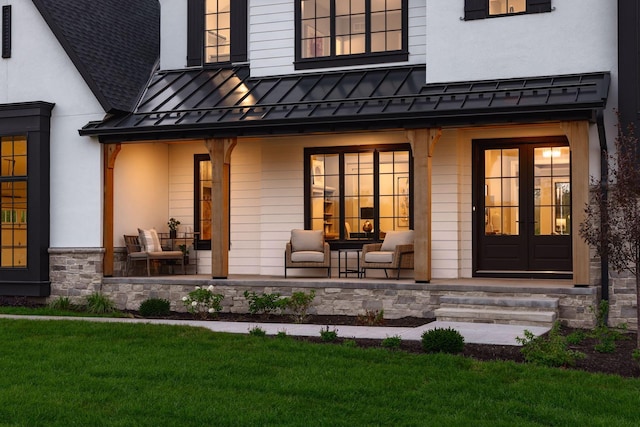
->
361;230;414;279
124;229;185;276
284;229;331;278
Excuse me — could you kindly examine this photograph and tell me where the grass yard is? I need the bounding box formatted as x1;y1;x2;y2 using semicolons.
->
0;319;639;426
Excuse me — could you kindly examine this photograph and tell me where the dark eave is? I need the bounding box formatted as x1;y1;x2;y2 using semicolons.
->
79;65;610;142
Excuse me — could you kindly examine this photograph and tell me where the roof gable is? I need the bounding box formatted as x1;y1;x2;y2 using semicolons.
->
32;0;159;113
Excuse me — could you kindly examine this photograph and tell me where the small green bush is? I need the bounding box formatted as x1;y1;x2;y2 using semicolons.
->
516;322;584;367
421;327;465;354
320;325;338;342
381;335;402;350
243;291;284;315
86;292;116;314
589;301;629;354
248;326;266;337
281;290;316;323
139;298;171;317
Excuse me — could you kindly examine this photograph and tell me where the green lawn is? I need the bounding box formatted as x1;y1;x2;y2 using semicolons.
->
0;319;638;426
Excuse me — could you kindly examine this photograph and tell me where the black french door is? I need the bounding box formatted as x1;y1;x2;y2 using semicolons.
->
474;138;572;277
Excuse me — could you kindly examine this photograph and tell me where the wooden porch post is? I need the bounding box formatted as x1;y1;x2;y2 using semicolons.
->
103;143;121;277
561;121;590;286
407;128;441;283
205;138;237;279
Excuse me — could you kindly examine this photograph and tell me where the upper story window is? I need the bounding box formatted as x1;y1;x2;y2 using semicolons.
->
295;0;408;70
187;0;247;67
464;0;551;21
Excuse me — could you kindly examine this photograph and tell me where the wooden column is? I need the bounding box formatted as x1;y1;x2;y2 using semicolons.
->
205;138;237;279
561;121;590;286
407;128;441;283
103;143;121;277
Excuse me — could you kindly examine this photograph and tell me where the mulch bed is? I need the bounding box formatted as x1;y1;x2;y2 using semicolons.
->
141;311;640;378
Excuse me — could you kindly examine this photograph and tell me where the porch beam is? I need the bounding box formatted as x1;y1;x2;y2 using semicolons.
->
103;143;121;277
407;128;441;283
205;138;237;279
561;121;590;286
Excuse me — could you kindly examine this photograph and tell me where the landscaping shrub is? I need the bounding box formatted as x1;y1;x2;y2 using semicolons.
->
182;285;224;320
516;322;584;367
281;290;316;323
243;290;284;315
139;298;171;317
381;335;402;350
356;309;385;326
248;326;266;337
86;293;116;314
421;327;465;354
589;300;629;353
49;296;76;311
320;325;338;342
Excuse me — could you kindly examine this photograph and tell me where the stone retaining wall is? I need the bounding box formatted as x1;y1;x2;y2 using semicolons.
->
48;248;105;299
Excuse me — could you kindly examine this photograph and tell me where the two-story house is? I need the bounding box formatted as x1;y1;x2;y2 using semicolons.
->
1;0;629;327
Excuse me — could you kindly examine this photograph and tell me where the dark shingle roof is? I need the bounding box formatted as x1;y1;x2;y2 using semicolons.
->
79;65;610;142
32;0;159;113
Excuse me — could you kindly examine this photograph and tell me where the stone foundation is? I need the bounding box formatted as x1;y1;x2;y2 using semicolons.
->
99;277;599;328
48;248;105;299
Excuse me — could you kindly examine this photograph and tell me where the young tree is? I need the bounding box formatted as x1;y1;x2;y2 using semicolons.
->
580;122;640;346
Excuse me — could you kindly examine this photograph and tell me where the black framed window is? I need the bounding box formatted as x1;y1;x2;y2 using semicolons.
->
194;154;212;250
1;136;27;268
464;0;551;21
187;0;247;67
295;0;408;70
0;102;53;297
305;144;412;247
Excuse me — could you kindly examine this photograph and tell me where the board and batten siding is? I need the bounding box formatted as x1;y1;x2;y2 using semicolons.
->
249;0;427;77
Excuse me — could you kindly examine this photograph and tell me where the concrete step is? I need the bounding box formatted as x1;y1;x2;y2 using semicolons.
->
434;307;557;327
439;296;559;310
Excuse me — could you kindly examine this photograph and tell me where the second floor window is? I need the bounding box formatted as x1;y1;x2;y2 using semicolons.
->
465;0;551;20
296;0;408;70
187;0;247;66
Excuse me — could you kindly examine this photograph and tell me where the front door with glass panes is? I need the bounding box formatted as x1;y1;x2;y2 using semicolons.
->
474;138;572;276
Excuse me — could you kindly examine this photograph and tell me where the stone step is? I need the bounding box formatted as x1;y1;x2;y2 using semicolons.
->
434;307;557;327
439;295;559;310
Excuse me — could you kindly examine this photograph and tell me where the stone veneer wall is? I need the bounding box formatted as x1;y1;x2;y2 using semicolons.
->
48;248;105;299
100;278;599;328
608;271;638;330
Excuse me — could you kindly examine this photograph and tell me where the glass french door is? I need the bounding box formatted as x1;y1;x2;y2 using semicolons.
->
474;139;572;276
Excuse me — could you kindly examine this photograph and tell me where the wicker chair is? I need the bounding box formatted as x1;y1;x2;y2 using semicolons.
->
361;230;414;279
124;231;185;276
284;229;331;278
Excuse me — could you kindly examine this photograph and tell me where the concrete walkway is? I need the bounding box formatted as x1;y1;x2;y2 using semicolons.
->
0;315;549;346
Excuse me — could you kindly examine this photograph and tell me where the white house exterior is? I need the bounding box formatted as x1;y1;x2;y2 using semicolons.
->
2;0;635;328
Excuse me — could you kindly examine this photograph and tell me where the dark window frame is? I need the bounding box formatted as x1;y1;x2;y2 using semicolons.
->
0;102;53;297
294;0;409;71
464;0;552;21
193;154;211;250
187;0;248;67
304;144;413;250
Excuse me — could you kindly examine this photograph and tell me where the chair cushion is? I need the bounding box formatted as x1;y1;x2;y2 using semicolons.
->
381;230;414;251
364;251;394;263
147;251;183;259
138;228;162;252
291;250;326;263
290;229;324;252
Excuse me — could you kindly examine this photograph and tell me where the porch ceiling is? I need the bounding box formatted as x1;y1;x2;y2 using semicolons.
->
80;65;610;142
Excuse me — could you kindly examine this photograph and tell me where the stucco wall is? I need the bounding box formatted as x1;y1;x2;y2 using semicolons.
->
0;1;105;248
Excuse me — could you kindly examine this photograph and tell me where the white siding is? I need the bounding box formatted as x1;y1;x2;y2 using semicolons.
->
426;0;617;84
159;0;188;70
1;1;105;248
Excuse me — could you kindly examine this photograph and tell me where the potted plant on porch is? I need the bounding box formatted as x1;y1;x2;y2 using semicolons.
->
167;217;180;239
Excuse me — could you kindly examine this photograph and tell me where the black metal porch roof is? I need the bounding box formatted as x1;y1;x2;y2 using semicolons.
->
80;65;610;142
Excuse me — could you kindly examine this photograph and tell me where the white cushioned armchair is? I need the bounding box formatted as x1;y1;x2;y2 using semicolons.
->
284;229;331;278
361;230;414;279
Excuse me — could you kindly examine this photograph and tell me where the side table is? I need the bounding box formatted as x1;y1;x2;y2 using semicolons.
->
338;248;362;278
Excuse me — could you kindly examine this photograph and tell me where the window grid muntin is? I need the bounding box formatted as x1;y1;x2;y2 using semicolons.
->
205;0;231;63
1;135;27;268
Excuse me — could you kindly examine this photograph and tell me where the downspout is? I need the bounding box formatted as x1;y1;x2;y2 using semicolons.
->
596;109;609;303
